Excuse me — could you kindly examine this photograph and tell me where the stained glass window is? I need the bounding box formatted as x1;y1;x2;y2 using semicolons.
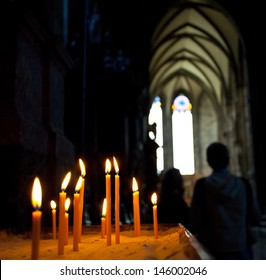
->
172;94;195;175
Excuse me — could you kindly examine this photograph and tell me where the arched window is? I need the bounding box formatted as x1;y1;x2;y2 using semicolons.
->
148;96;164;174
172;94;195;175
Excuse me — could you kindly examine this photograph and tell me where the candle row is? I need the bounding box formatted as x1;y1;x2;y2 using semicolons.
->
31;158;86;259
31;157;158;259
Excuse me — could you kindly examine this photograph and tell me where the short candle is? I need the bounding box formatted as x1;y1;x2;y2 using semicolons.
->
50;200;57;240
64;198;71;245
101;198;107;239
151;192;158;239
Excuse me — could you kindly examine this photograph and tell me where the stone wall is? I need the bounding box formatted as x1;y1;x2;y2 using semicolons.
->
0;10;75;231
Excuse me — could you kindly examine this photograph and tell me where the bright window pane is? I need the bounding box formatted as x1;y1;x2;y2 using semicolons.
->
148;97;164;173
172;96;195;175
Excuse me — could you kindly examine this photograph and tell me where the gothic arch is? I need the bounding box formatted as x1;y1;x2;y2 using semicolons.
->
148;0;253;194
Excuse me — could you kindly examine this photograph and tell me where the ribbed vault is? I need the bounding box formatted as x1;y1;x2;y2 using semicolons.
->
149;0;254;192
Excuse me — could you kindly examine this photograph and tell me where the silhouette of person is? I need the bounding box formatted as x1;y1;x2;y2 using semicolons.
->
158;168;190;227
189;142;261;260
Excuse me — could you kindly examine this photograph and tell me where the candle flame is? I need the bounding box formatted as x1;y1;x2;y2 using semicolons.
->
61;171;71;191
113;156;119;174
105;158;111;174
65;197;71;212
102;198;107;217
50;200;56;210
32;177;42;209
79;158;86;177
75;176;83;192
151;192;157;205
132;177;139;192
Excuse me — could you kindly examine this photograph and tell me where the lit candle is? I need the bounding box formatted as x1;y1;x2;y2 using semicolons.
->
50;200;56;240
58;171;71;255
64;198;71;245
101;198;107;239
132;177;141;236
105;158;112;246
31;177;42;260
113;156;120;244
73;176;82;251
151;192;158;239
78;158;86;242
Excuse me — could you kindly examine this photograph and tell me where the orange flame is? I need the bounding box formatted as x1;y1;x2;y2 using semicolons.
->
50;200;56;210
32;177;42;209
102;198;107;217
151;192;157;205
105;158;111;174
61;172;71;191
79;158;86;177
65;198;71;212
75;176;83;192
132;177;138;192
113;156;119;174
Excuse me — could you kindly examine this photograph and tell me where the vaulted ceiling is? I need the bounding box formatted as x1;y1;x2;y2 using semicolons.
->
149;0;245;106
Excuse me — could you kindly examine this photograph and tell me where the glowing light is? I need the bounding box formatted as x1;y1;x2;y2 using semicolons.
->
132;177;138;192
79;158;86;177
113;157;119;174
102;198;107;217
75;176;83;192
65;198;71;212
105;159;111;174
61;172;71;191
50;200;56;210
31;177;42;210
151;192;157;205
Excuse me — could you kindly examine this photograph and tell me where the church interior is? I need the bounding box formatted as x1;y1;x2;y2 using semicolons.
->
1;0;266;247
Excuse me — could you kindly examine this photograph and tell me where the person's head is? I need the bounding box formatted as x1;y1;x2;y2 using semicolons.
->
161;168;184;195
207;142;230;171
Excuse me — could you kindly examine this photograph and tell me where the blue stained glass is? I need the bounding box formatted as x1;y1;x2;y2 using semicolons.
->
173;95;190;111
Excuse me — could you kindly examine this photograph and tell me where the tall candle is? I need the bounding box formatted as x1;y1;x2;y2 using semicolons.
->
58;171;71;255
151;192;158;239
31;177;42;260
50;200;56;240
105;158;112;246
78;158;86;242
132;177;141;236
101;198;107;239
73;176;82;251
64;198;71;245
113;156;120;244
